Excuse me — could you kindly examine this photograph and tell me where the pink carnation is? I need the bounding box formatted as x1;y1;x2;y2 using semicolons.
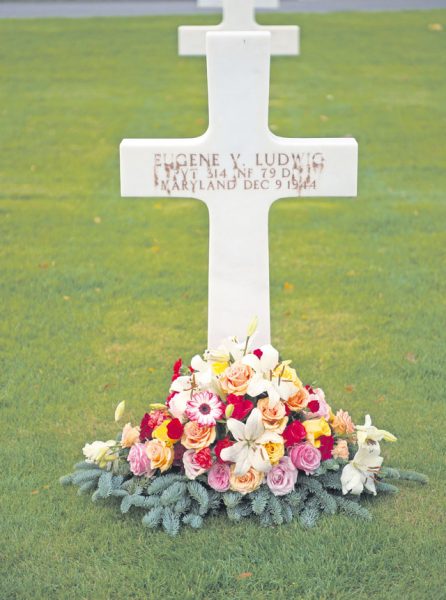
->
207;462;231;492
127;442;155;477
288;442;321;474
307;388;331;420
266;457;298;496
182;449;207;480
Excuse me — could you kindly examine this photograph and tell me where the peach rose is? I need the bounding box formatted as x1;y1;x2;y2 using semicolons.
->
257;397;288;432
219;362;253;395
120;423;140;448
332;410;355;435
229;465;264;495
181;421;216;450
286;386;309;412
332;439;349;460
146;439;174;472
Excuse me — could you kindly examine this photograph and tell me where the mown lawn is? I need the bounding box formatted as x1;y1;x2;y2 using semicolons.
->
1;10;445;600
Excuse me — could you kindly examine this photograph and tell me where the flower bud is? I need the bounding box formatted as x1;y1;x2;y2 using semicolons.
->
247;316;258;337
114;401;125;422
225;403;235;418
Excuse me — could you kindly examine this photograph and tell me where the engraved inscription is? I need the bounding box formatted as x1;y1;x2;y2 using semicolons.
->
153;152;325;195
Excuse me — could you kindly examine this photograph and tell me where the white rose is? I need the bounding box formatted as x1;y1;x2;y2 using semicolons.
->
82;440;115;464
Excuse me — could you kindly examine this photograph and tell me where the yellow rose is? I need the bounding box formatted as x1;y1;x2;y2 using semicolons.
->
303;417;332;447
273;364;302;388
263;441;285;465
120;423;140;448
257;397;288;432
229;466;264;495
146;439;174;472
153;419;173;446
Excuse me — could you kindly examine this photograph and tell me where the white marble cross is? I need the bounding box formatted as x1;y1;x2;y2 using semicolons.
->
179;0;299;56
120;32;357;348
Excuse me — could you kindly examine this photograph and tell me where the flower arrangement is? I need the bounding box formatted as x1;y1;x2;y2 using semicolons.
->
61;320;427;535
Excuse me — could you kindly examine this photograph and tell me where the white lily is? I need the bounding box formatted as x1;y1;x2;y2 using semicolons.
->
190;354;213;388
341;443;383;496
220;408;282;475
242;344;280;374
205;336;246;364
247;374;298;406
169;375;196;421
356;414;397;447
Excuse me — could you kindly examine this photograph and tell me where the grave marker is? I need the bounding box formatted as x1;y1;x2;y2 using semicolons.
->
120;32;358;348
179;0;299;56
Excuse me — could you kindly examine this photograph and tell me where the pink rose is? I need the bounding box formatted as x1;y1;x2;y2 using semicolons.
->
307;388;331;420
127;442;155;477
207;462;231;492
332;439;349;460
219;362;253;395
288;442;321;474
266;456;298;496
182;449;206;480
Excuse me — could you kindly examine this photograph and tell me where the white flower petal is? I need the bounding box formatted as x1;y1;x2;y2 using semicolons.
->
260;344;279;372
257;431;283;445
242;353;262;372
247;375;268;398
226;418;247;442
251;447;272;473
234;445;252;475
220;441;245;464
245;408;264;440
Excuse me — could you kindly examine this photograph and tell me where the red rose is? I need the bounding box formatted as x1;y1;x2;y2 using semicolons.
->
167;418;184;440
139;413;153;441
173;444;186;466
319;435;335;461
171;358;183;382
226;394;254;420
305;385;315;395
139;410;168;441
283;420;307;447
253;348;263;359
307;400;320;413
215;437;234;463
194;447;213;469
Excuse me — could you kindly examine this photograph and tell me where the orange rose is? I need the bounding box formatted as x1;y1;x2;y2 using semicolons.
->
332;439;349;460
219;362;253;395
146;439;174;472
120;423;140;448
229;466;264;495
286;386;309;412
181;421;216;450
332;410;355;435
257;397;288;432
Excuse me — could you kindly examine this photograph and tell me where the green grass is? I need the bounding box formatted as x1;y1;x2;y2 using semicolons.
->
1;10;445;600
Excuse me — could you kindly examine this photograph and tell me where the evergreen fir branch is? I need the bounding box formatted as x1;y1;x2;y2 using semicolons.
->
146;473;186;495
222;491;243;509
77;480;98;495
110;489;128;498
379;466;401;480
335;496;372;520
187;481;210;515
143;495;161;510
162;507;181;536
298;475;325;494
323;459;341;471
281;502;293;524
314;488;338;515
286;490;306;514
160;481;188;507
74;461;101;471
299;501;321;529
375;481;399;494
268;495;284;525
97;471;113;498
395;470;429;484
250;487;270;515
71;469;102;486
59;474;73;486
208;490;222;511
142;506;164;529
226;506;243;522
173;496;192;515
182;514;203;529
318;472;342;491
111;475;124;489
259;511;273;527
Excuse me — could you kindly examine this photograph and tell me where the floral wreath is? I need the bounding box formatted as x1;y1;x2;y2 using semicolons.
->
61;319;427;535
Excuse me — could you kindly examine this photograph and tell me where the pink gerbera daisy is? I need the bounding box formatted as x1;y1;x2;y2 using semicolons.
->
185;391;224;427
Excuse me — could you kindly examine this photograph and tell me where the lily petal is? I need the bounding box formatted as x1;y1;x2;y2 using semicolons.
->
260;344;279;372
226;418;247;442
